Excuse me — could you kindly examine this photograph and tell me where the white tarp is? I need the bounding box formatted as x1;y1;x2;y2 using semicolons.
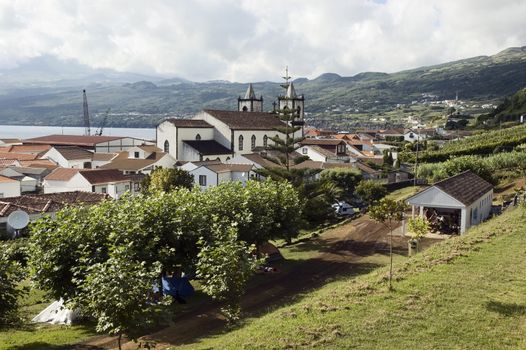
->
32;299;79;325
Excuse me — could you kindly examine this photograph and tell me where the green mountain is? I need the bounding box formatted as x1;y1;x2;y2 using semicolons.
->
0;47;525;128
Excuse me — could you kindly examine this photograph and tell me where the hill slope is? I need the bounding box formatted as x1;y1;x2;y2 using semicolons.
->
173;207;526;349
0;47;525;127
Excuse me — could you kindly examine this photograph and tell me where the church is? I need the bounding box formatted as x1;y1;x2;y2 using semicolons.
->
156;82;305;162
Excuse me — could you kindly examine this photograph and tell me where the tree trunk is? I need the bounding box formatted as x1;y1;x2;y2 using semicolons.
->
118;333;122;350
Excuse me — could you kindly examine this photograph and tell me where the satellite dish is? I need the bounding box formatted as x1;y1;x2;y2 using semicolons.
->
7;210;30;230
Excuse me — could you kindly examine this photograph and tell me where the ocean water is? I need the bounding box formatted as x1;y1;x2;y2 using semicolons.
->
0;125;156;141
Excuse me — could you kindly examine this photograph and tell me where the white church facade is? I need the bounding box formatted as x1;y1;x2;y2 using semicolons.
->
157;83;305;162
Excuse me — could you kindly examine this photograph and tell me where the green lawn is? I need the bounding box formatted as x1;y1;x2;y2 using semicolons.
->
171;207;526;349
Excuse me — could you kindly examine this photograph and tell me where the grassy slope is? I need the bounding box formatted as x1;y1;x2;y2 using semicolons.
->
0;282;96;350
173;207;526;349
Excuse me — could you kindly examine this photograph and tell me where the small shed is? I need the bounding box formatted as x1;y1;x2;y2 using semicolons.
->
406;171;493;234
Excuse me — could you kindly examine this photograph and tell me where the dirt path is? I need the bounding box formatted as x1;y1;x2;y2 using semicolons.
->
74;216;440;350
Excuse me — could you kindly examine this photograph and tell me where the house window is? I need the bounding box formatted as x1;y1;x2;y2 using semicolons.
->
134;183;140;191
101;187;107;194
251;135;256;150
163;140;169;153
125;185;130;191
302;147;308;155
134;151;140;158
239;135;244;151
263;135;268;148
199;175;207;186
196;134;201;141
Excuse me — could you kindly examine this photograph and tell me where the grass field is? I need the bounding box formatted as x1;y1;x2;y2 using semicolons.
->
171;207;526;349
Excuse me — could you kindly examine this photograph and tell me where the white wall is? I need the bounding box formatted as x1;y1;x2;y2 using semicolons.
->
301;146;327;162
0;181;21;198
156;121;177;158
43;174;91;194
42;148;91;169
95;138;154;153
189;166;218;191
464;189;493;232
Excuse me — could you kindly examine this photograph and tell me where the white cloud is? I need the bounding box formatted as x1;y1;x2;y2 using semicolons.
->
0;0;525;81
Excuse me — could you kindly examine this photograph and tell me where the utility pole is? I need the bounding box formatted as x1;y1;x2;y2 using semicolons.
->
414;125;420;187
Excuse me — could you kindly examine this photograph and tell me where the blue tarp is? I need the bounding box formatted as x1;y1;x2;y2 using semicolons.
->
160;276;195;297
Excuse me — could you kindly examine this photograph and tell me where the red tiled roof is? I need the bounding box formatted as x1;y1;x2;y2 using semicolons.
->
44;168;80;181
0;152;39;161
0;175;18;183
54;146;94;160
0;191;108;217
300;139;346;146
203;109;286;130
7;145;52;154
205;163;253;173
164;119;213;128
79;169;129;185
23;134;125;147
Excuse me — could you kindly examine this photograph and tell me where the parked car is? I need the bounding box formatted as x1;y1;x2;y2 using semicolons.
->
332;201;355;216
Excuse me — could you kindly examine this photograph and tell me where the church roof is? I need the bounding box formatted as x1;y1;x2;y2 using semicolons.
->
183;140;233;155
202;109;286;130
433;170;493;206
244;83;256;99
165;119;213;128
286;82;297;98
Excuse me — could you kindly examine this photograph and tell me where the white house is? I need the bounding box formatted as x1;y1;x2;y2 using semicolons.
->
99;145;176;174
23;135;154;153
299;139;350;163
156;84;304;162
41;146;94;169
0;175;21;198
189;163;254;190
406;171;493;234
43;168;131;198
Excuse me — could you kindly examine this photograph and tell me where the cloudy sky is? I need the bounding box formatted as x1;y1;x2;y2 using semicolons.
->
1;0;525;82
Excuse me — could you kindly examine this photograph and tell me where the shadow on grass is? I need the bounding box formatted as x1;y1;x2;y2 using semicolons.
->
486;300;526;316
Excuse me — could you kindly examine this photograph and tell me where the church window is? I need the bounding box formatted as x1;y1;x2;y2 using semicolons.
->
251;135;256;150
263;135;268;148
226;157;231;161
242;106;248;112
239;135;244;151
196;134;201;140
163;140;169;153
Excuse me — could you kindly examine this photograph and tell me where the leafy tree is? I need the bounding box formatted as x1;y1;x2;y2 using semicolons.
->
144;168;194;193
320;167;362;200
355;180;387;206
196;221;259;323
369;198;407;290
407;217;429;241
0;250;24;326
80;257;162;350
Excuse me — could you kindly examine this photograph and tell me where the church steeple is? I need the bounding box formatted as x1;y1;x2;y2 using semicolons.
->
277;68;305;121
238;83;263;112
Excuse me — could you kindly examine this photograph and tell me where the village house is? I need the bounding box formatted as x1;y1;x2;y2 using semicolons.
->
41;146;94;169
43;168;132;198
406;171;493;234
99;145;176;174
0;175;21;198
0;191;108;238
188;163;254;190
299;139;350;163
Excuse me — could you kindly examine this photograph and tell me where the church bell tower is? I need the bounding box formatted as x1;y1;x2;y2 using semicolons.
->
238;83;263;112
277;67;305;127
